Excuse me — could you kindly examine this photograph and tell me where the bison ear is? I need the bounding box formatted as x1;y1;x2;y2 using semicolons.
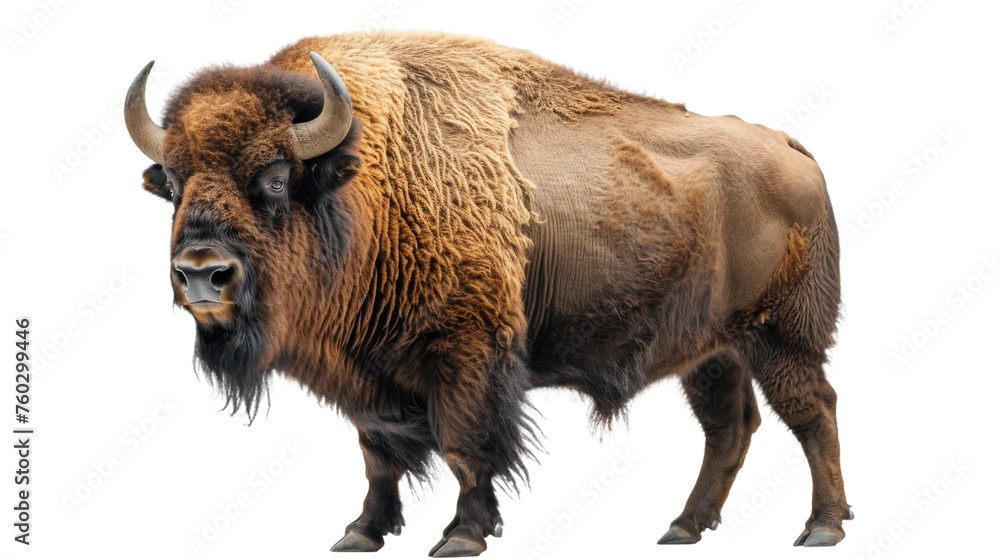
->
141;164;171;201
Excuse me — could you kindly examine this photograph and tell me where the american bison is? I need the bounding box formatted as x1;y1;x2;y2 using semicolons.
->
126;31;852;556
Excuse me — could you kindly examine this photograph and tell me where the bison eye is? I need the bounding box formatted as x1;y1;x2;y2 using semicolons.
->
253;160;292;198
163;168;182;201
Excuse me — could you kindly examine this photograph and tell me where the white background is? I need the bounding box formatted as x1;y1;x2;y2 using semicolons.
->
2;0;998;559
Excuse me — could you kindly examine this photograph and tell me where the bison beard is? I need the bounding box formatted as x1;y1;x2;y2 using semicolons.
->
192;293;269;420
127;31;853;556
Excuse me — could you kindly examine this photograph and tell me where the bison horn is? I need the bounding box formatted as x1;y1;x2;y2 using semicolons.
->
124;61;167;165
291;52;354;160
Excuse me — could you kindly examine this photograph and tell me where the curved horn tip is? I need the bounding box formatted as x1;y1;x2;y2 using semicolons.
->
308;52;332;70
291;51;354;160
124;60;167;165
308;52;328;75
125;61;156;110
309;52;350;100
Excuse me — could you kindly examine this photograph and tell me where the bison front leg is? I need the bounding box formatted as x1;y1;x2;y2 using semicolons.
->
331;429;433;552
427;453;503;557
426;341;532;557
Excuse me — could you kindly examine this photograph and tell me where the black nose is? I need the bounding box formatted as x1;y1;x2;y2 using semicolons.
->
172;247;239;304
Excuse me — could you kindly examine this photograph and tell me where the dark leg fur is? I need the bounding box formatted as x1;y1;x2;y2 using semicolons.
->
427;454;503;557
660;354;761;544
749;349;851;547
425;341;533;557
331;429;434;552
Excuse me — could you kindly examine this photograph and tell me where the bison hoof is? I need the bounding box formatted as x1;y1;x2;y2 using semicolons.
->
657;526;700;545
793;528;844;547
331;530;384;552
428;536;486;557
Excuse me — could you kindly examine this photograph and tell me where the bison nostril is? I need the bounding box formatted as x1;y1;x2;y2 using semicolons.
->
172;260;238;304
172;244;241;305
174;267;189;288
211;266;235;289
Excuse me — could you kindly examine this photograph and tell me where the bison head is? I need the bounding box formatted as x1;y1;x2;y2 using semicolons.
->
125;53;360;418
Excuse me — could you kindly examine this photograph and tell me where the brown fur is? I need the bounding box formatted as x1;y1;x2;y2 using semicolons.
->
136;31;850;554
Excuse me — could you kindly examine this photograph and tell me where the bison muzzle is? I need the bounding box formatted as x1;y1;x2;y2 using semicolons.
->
126;31;852;555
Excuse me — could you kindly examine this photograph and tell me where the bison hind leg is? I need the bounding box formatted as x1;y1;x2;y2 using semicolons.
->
745;343;852;547
741;215;853;546
659;351;760;545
